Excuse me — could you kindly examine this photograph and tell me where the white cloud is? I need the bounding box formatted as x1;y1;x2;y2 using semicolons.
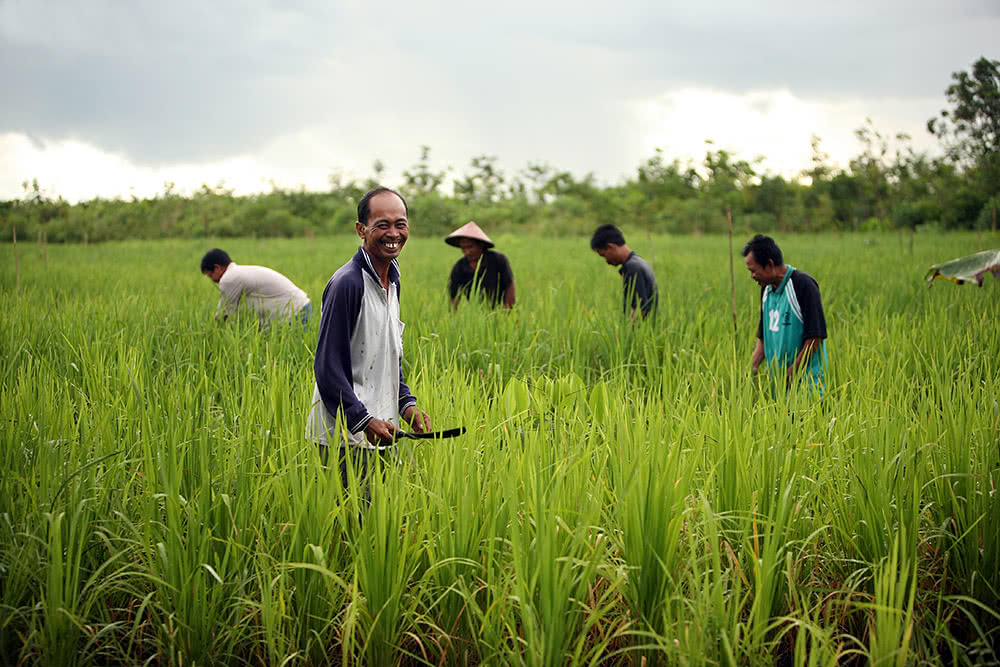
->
0;132;333;202
632;88;943;181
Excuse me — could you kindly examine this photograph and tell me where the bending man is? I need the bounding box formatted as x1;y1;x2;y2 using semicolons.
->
200;248;311;326
590;224;658;320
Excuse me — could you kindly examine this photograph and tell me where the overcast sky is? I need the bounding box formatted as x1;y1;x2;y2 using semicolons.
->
1;0;997;202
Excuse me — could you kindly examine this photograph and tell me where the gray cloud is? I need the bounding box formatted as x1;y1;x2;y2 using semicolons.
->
0;0;996;173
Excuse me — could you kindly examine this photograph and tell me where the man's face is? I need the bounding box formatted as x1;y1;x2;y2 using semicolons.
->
596;244;624;266
457;238;484;262
744;251;777;287
357;192;408;264
203;265;225;283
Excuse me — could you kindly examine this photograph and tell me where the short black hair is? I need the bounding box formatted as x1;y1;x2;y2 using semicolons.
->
201;248;231;272
357;187;408;226
590;224;626;251
741;234;783;267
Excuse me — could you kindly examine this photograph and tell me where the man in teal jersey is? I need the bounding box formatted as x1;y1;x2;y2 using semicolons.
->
742;234;827;390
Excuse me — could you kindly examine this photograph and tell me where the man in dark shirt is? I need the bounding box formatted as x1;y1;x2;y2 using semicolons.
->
446;221;516;309
590;224;658;319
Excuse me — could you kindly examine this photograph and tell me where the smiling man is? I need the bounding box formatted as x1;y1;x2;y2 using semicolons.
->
307;187;431;495
742;234;828;392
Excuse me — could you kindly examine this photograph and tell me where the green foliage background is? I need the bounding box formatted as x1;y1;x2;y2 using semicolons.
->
1;136;996;245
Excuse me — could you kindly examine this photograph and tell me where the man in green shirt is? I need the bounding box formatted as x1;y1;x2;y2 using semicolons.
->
742;234;827;391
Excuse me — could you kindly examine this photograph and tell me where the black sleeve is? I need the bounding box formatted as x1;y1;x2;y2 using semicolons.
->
635;270;656;316
793;272;827;339
497;253;513;291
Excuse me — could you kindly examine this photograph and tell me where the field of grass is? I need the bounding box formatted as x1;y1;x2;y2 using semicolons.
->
1;230;998;666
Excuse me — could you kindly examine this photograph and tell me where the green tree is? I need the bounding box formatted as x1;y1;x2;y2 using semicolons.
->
453;155;506;204
828;172;862;229
849;119;893;226
800;135;832;231
752;175;794;231
927;56;1000;230
521;162;554;203
401;146;449;197
701;143;757;215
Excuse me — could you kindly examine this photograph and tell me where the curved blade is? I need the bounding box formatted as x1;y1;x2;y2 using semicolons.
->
396;426;466;440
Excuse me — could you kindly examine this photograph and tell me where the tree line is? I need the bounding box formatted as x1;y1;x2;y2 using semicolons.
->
2;57;997;243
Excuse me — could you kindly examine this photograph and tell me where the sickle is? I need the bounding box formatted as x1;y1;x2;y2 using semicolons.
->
395;426;466;440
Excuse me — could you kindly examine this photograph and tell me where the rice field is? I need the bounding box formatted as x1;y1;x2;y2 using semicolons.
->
1;230;998;666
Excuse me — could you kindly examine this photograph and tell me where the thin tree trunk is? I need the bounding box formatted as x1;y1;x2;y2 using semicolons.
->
909;225;914;255
84;231;88;247
727;207;737;337
993;203;996;234
43;231;48;267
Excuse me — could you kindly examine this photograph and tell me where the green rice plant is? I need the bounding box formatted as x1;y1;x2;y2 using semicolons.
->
606;404;697;652
38;508;88;666
342;458;426;665
863;528;918;667
922;358;1000;614
501;432;613;667
2;232;999;664
409;424;503;663
774;547;850;667
644;494;747;666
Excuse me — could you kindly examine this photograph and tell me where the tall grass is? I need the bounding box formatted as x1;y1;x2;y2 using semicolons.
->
1;231;998;665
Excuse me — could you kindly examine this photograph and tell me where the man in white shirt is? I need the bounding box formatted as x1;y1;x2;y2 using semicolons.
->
200;248;312;326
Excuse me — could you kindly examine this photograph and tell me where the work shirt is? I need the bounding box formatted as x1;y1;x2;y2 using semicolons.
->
215;263;310;325
619;252;658;318
307;248;416;450
756;266;827;386
448;249;514;306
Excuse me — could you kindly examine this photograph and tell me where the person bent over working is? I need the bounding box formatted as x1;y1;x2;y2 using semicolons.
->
590;224;658;320
200;248;312;327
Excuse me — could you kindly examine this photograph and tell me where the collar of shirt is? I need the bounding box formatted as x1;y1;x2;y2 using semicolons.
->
354;247;401;287
618;251;637;276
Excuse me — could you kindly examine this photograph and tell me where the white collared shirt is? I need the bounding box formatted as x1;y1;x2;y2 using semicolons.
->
217;263;310;325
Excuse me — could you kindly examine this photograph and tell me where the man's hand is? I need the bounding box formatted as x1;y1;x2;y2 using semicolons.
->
364;418;397;446
402;405;431;433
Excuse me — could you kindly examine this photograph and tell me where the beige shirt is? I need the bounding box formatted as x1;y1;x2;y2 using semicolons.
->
216;263;310;325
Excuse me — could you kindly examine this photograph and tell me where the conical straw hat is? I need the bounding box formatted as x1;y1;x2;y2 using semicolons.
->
445;221;494;248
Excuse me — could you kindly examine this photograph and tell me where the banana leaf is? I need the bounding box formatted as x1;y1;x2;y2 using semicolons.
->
925;249;1000;287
